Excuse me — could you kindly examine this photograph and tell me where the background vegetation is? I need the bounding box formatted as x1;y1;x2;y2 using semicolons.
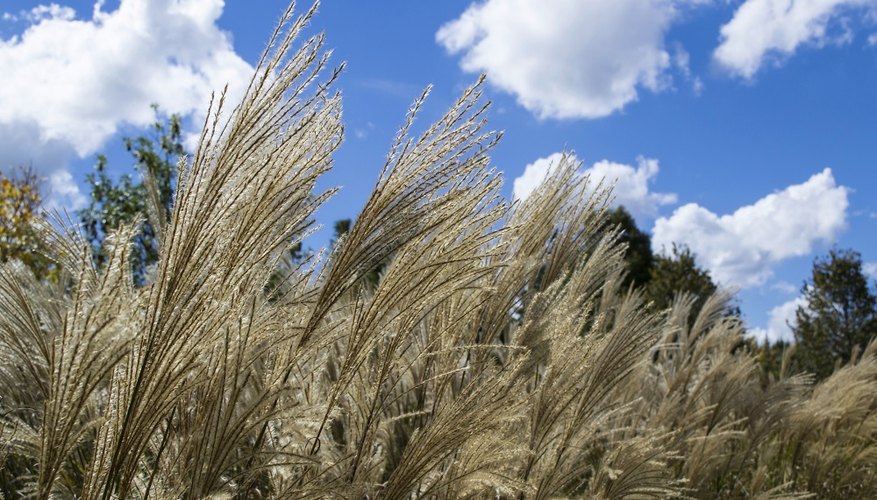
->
0;3;875;498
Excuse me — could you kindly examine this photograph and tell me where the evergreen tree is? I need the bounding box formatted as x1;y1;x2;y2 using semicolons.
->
646;243;718;315
601;210;732;323
331;218;351;247
792;248;877;379
755;339;792;382
605;206;653;289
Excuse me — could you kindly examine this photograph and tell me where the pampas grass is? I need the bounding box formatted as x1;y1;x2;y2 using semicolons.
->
1;3;877;498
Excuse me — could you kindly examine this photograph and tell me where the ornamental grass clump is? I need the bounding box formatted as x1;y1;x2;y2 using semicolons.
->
1;3;877;498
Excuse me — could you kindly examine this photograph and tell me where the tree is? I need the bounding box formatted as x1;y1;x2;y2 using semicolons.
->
754;338;792;382
605;206;653;289
0;169;54;279
599;209;729;323
792;248;877;379
79;106;184;284
331;218;351;247
646;243;718;315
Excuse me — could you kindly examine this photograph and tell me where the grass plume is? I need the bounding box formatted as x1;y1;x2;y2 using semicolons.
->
1;3;877;498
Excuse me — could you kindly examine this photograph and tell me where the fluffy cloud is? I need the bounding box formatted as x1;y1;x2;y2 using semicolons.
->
714;0;875;78
45;169;87;210
437;0;702;119
512;152;677;219
0;120;85;209
652;169;848;288
0;0;254;208
751;296;807;343
513;154;565;201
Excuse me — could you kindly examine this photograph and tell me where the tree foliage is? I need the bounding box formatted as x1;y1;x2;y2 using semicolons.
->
0;169;54;278
605;205;653;289
646;243;718;313
604;209;725;321
754;338;793;381
331;218;351;246
793;248;877;379
78;105;184;283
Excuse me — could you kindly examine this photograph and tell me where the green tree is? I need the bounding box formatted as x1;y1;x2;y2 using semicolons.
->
599;209;730;323
754;339;792;382
78;106;184;283
605;206;653;289
792;248;877;379
646;243;718;315
331;218;351;247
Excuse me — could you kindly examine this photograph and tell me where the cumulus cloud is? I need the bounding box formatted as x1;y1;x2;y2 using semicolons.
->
714;0;876;78
0;121;85;209
512;154;564;201
512;152;677;219
45;169;88;210
652;169;848;288
2;4;78;23
751;296;807;343
437;0;702;119
0;0;254;209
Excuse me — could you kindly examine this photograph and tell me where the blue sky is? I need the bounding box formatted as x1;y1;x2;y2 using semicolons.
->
1;0;875;341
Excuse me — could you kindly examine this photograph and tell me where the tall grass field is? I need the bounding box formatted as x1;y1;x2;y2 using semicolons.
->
1;3;875;498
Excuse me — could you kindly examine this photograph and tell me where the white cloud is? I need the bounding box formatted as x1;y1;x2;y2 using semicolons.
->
714;0;875;78
771;280;799;294
437;0;703;119
26;4;77;22
0;0;254;210
1;4;78;23
652;168;849;288
45;169;87;210
673;43;692;78
0;0;253;155
512;152;677;219
0;121;83;211
513;154;564;201
588;157;679;217
751;296;807;343
671;42;706;94
864;262;877;279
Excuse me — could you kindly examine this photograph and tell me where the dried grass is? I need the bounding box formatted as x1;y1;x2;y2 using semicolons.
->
1;3;876;498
